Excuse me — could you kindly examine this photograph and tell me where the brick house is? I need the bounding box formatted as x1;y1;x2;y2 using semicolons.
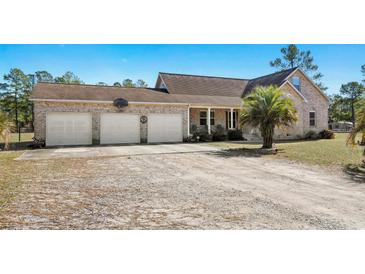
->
30;67;329;146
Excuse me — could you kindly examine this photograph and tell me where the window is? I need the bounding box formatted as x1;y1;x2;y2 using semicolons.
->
309;111;316;127
160;82;167;90
226;110;238;129
200;110;215;126
210;111;215;125
291;76;301;91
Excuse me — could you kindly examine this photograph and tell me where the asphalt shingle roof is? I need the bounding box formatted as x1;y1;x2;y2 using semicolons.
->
30;67;298;107
158;72;249;97
31;83;242;107
243;67;298;95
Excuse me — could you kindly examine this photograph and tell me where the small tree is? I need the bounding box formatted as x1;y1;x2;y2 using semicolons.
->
0;112;13;150
54;71;83;84
339;82;365;124
347;104;365;162
0;68;32;140
329;94;352;122
35;71;54;83
240;85;298;149
135;79;148;87
122;79;135;87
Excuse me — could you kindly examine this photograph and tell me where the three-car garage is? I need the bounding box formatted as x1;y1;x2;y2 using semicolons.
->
45;111;184;146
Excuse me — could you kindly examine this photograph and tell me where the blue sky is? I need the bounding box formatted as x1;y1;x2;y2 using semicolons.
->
0;44;364;95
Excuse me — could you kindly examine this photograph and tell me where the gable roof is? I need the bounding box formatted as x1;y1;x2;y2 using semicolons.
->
31;67;327;107
243;67;298;95
157;72;249;97
30;82;242;107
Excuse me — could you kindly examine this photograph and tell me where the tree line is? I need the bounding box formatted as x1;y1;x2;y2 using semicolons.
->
0;68;149;131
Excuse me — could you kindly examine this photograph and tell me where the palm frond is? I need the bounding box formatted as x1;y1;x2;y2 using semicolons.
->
0;112;14;150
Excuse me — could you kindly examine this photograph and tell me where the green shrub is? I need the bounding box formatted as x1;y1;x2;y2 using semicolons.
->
190;125;211;141
228;129;243;140
212;125;227;141
304;130;319;140
319;129;335;139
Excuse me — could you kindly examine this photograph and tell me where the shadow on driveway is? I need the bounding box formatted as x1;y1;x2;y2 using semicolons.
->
344;164;365;183
208;147;276;158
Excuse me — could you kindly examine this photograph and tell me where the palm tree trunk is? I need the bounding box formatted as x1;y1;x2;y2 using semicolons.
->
261;126;274;149
360;131;365;146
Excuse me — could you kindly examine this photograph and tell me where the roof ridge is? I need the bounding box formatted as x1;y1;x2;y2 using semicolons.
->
249;67;298;81
36;82;154;90
159;72;249;81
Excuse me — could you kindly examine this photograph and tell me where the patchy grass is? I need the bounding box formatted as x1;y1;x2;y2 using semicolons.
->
9;133;34;142
0;151;88;215
0;151;26;211
0;133;34;145
209;133;364;167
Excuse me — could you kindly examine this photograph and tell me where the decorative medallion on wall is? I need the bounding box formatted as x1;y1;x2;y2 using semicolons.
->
113;98;128;108
140;115;148;124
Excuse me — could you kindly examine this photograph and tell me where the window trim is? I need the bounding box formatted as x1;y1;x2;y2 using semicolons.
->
291;76;301;91
200;110;215;126
226;110;238;129
309;111;316;127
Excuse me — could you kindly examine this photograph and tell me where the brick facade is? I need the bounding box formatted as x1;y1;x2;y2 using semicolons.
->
34;101;188;144
275;70;329;139
33;70;329;144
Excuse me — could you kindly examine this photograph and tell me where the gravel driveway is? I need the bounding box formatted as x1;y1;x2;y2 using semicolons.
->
1;149;365;229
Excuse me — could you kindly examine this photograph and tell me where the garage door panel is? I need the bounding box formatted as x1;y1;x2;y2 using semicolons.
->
148;114;183;143
100;113;140;144
46;112;92;146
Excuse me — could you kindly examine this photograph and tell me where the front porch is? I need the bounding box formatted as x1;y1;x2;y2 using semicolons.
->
187;106;240;136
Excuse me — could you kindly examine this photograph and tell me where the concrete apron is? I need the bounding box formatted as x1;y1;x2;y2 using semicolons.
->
16;143;220;161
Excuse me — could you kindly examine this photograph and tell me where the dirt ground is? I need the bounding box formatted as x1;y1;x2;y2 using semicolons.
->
1;150;365;229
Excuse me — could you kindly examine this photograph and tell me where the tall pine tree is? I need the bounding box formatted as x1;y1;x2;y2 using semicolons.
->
270;44;327;91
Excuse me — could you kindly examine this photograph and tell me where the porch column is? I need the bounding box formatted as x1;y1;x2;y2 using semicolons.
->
207;107;211;134
230;108;234;129
187;106;190;136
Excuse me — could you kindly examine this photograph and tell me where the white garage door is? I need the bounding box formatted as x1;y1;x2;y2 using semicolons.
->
100;113;140;144
148;114;183;143
46;112;92;146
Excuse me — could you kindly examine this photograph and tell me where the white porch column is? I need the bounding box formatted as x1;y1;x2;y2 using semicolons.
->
187;106;190;136
230;108;234;129
207;107;211;134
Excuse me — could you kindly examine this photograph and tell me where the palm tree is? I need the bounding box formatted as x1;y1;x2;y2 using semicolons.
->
240;85;298;149
0;112;13;150
347;104;365;163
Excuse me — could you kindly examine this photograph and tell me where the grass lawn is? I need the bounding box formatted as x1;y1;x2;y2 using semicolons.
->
0;151;26;211
9;132;34;142
209;133;364;167
0;132;35;144
0;150;85;214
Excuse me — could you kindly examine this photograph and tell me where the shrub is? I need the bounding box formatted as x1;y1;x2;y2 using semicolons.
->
319;129;335;139
228;129;243;140
212;124;227;141
190;125;211;141
191;124;198;134
304;130;319;140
